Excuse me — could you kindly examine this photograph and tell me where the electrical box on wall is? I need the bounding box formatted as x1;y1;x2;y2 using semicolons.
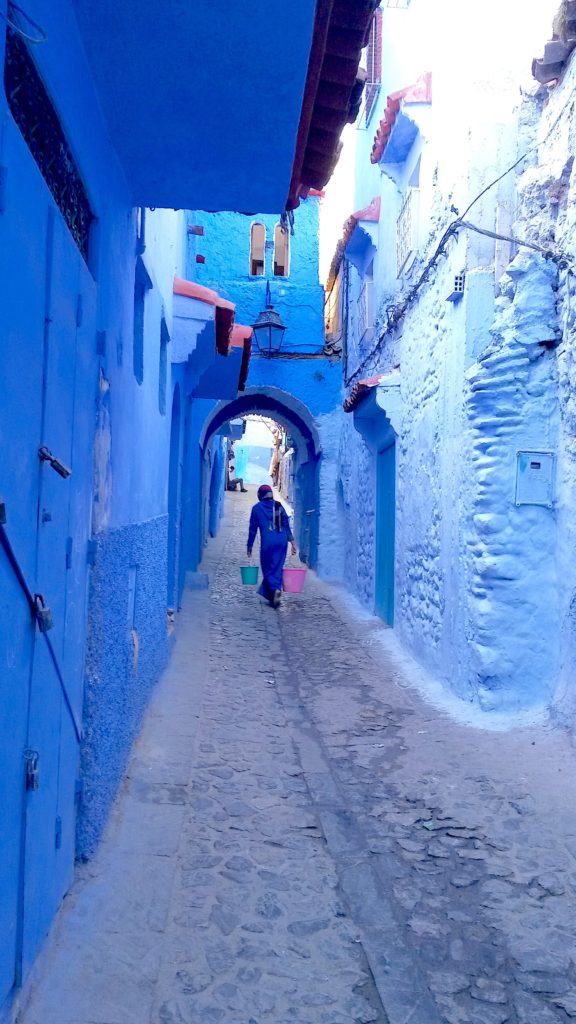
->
515;451;555;508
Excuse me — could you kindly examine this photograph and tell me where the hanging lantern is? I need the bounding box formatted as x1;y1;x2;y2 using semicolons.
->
251;281;286;357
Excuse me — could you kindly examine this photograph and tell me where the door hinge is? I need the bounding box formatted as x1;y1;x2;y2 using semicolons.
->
23;749;40;791
66;536;73;569
55;815;62;850
86;539;97;567
76;293;83;327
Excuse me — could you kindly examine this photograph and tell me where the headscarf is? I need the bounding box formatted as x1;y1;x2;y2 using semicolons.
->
257;484;273;501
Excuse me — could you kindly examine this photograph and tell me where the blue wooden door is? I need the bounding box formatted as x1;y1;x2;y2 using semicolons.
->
375;444;396;626
21;213;96;979
0;126;96;1003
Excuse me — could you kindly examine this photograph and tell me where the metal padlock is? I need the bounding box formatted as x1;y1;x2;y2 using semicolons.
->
34;593;53;632
24;749;40;791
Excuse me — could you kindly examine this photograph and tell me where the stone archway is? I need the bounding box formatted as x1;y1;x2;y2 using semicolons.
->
200;386;321;567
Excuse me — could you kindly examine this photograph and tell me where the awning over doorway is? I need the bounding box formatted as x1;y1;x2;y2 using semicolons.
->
326;196;380;294
344;370;403;447
343;373;386;413
172;277;235;362
370;72;432;166
231;325;253;393
172;278;250;399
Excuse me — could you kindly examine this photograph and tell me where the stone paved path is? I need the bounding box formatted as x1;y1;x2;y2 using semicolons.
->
18;489;576;1024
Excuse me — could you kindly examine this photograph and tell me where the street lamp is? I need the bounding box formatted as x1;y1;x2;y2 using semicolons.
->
251;281;286;357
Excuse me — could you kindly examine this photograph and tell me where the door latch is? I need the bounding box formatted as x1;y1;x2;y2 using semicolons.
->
24;749;40;791
34;593;54;632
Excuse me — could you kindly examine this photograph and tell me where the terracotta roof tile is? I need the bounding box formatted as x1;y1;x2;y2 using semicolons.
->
173;276;235;356
343;373;386;412
326;196;380;294
370;71;432;165
287;0;379;209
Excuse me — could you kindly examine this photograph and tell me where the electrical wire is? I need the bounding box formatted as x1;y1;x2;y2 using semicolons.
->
343;86;576;385
344;215;575;387
1;1;47;43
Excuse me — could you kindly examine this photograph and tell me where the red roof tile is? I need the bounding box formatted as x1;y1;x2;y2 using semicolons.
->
230;326;252;392
325;196;380;294
343;373;386;413
370;71;432;165
173;276;236;356
287;0;379;210
173;276;235;312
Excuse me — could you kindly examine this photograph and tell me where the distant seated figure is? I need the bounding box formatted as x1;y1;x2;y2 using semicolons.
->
227;461;247;492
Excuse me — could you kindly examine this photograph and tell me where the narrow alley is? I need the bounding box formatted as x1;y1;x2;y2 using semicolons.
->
19;490;576;1024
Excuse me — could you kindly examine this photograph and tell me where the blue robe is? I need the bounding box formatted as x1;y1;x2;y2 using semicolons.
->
247;498;293;601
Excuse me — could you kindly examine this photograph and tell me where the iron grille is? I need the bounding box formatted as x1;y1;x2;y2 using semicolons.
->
4;28;93;262
358;279;374;341
397;187;419;274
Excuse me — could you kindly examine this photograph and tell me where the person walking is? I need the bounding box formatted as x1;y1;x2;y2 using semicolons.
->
247;484;296;608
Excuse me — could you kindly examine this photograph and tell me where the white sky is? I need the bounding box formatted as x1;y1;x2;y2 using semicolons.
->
318;124;356;285
316;0;558;286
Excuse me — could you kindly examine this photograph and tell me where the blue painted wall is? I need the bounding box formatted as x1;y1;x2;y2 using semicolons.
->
180;198;343;572
0;8;184;1009
188;199;325;354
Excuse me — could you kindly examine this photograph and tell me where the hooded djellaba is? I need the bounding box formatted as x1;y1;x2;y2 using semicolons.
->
247;484;297;608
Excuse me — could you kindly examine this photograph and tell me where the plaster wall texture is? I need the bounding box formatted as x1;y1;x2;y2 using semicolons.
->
333;0;565;710
188;200;325;353
186;198;344;575
506;55;576;720
83;206;184;862
462;254;560;710
77;515;169;859
0;6;189;1004
315;408;347;580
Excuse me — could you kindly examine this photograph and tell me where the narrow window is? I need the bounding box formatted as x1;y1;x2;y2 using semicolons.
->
250;223;266;276
158;317;169;415
273;223;289;277
363;10;382;123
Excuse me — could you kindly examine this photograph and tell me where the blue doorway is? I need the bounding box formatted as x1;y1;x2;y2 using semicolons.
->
375;444;396;625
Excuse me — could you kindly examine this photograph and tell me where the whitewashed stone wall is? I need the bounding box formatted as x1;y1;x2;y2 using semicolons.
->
511;56;576;718
331;1;576;714
463;254;560;710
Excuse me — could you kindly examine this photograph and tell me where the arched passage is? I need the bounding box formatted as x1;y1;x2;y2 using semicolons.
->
200;387;321;567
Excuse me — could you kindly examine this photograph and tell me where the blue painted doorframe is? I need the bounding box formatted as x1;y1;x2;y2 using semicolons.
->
375;444;396;626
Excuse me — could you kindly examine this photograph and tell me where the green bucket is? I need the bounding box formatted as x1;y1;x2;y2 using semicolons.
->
240;565;259;585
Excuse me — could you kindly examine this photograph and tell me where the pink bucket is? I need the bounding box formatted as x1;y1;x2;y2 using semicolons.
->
282;567;307;594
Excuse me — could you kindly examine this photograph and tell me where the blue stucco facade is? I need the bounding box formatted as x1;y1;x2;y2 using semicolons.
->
189;200;324;354
77;515;170;859
0;3;341;1013
181;199;344;573
0;9;187;1006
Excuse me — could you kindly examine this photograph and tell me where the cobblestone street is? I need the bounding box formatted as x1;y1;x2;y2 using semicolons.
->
19;490;576;1024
